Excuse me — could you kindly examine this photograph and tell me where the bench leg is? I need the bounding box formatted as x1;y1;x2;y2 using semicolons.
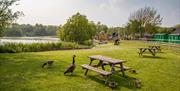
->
84;59;93;75
120;63;125;77
101;64;105;70
84;69;89;75
105;76;110;84
149;49;155;56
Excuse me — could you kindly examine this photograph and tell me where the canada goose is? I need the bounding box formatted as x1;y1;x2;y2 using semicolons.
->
129;69;137;74
42;60;54;68
64;55;76;75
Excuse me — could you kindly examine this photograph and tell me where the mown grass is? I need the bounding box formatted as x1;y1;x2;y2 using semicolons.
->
0;40;179;91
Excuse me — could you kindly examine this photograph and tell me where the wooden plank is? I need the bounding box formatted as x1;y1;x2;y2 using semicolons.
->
81;64;112;76
114;65;131;70
88;55;126;64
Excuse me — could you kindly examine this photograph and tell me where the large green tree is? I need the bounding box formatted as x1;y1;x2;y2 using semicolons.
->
59;13;96;44
0;0;23;36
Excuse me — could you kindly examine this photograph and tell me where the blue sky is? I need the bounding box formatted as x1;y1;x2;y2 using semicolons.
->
15;0;180;27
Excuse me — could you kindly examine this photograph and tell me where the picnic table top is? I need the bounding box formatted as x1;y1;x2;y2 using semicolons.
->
88;55;126;64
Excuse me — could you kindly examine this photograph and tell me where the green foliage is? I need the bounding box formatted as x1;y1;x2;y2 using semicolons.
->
58;13;97;44
81;40;94;46
0;42;90;53
125;6;163;38
4;23;58;37
157;27;174;34
0;0;23;36
174;24;180;28
128;20;143;37
107;27;123;35
96;22;108;33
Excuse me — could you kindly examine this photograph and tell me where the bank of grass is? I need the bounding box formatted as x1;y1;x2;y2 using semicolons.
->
0;42;91;53
0;40;179;91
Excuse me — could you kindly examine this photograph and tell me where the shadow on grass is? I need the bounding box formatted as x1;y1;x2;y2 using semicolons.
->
141;55;166;59
64;74;82;77
83;74;139;90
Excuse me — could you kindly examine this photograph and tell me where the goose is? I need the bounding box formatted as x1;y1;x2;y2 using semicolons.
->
129;69;137;74
42;60;54;68
64;55;76;75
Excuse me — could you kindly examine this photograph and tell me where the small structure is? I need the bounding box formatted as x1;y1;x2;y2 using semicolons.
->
153;33;168;42
168;28;180;44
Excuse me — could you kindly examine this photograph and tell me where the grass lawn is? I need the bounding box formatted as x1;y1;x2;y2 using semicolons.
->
0;40;180;91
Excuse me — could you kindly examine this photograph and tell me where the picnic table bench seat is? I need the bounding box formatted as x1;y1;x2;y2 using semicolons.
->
114;65;131;71
81;64;112;76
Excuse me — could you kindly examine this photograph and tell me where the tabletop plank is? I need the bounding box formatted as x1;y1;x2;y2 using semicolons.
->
88;55;126;64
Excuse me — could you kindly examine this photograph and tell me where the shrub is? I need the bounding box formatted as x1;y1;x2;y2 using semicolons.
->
82;40;94;46
0;42;91;53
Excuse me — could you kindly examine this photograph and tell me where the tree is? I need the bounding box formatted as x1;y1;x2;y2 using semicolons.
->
0;0;23;36
5;23;23;37
127;6;163;37
59;13;97;44
96;22;108;33
33;24;47;36
174;24;180;28
157;27;174;34
128;20;142;37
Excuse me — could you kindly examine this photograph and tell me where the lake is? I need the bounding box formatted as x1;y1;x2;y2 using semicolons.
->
0;37;60;45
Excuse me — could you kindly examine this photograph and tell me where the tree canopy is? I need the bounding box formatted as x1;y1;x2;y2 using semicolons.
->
0;0;23;36
126;6;163;38
4;23;58;37
58;13;97;44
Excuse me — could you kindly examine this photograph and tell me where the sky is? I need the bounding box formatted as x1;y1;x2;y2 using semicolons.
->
14;0;180;27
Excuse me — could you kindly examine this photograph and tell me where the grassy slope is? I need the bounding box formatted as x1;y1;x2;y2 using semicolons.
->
0;41;179;91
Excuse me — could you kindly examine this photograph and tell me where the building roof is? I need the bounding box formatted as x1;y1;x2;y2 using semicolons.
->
171;28;180;34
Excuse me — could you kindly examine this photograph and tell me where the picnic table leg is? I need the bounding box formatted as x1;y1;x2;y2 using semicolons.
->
104;75;110;84
120;63;125;77
140;49;146;56
139;49;143;56
142;49;147;56
157;46;161;52
101;63;105;70
85;59;93;75
110;64;115;73
148;49;155;56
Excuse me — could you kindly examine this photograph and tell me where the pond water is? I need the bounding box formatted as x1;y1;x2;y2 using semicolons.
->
0;37;60;45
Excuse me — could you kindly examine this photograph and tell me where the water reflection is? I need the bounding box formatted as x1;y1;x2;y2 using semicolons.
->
0;37;59;45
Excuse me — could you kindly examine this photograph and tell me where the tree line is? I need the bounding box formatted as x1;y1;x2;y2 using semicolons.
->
4;23;59;37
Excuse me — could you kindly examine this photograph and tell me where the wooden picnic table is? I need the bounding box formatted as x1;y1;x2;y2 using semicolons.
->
138;48;156;56
81;55;130;84
149;46;161;52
